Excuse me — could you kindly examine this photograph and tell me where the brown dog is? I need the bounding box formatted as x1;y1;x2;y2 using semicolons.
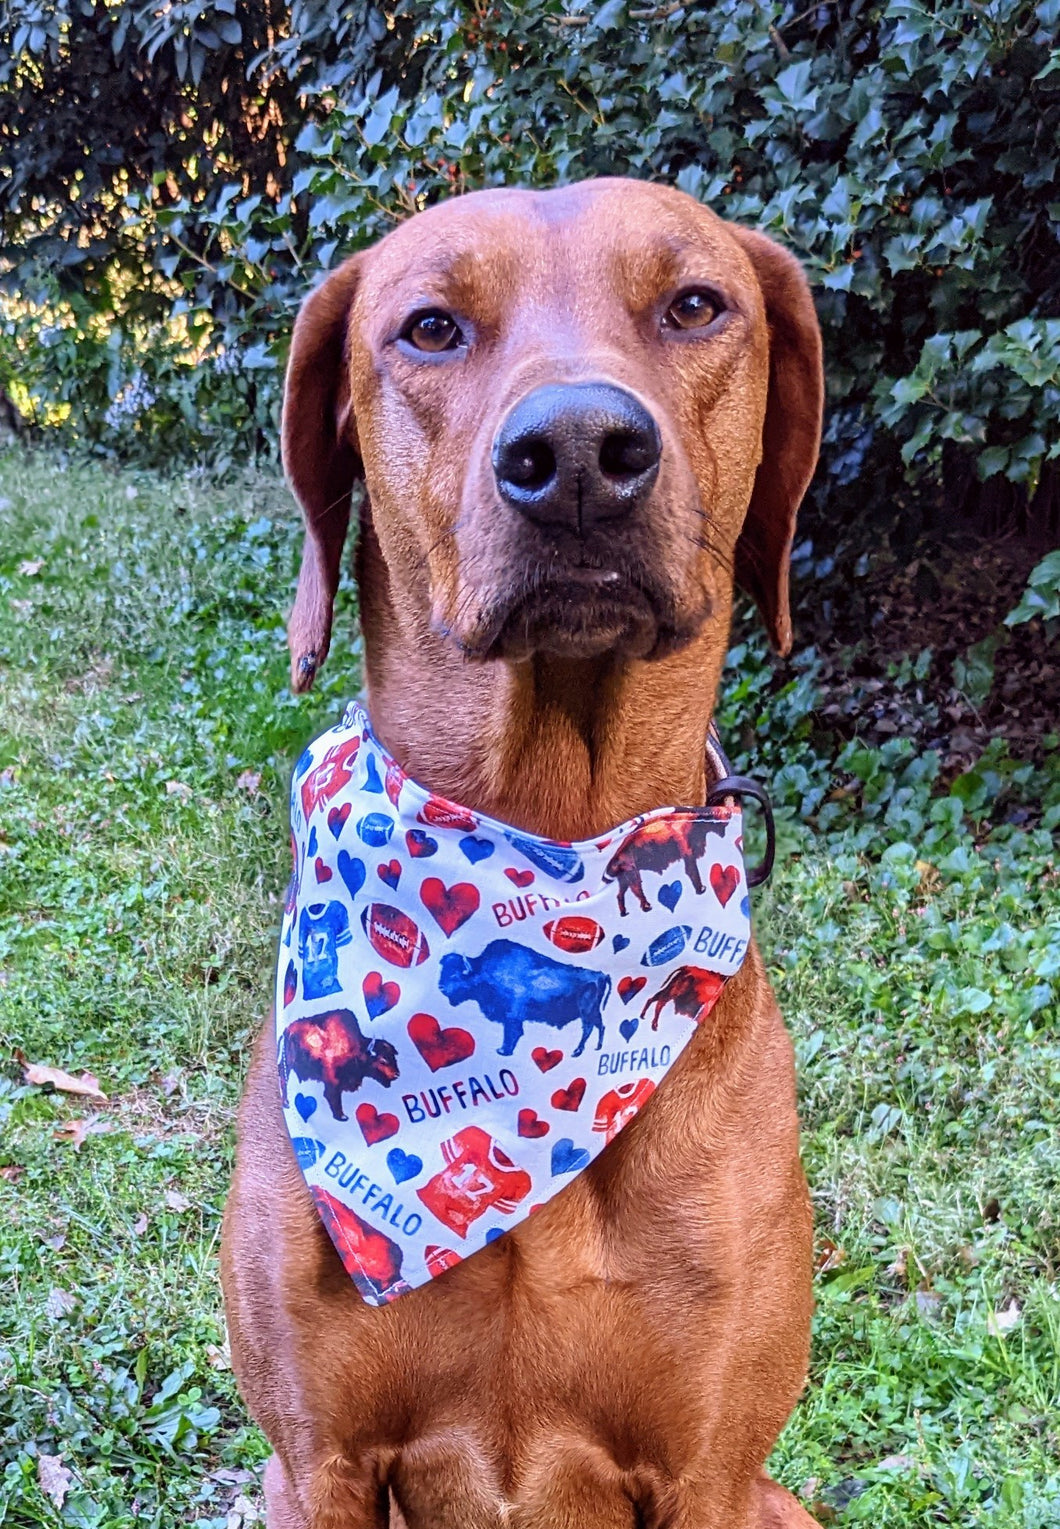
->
221;178;823;1529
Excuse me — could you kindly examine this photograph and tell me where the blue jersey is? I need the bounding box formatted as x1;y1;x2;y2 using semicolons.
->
297;901;352;1001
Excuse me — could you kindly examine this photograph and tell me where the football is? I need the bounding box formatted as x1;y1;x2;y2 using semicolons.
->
356;811;395;847
418;795;478;832
361;902;430;968
543;914;604;953
641;924;692;967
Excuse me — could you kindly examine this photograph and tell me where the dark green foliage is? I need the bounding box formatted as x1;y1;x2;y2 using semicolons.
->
1;3;1058;543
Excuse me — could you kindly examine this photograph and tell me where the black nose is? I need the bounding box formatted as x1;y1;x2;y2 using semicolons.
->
492;382;661;532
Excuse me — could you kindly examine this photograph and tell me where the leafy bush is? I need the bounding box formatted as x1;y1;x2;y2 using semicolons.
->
2;1;1058;551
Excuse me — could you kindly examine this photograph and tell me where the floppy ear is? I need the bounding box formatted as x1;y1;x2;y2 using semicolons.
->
728;227;823;656
282;254;363;692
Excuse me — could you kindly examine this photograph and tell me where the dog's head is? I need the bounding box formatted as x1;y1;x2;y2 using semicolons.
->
282;180;822;690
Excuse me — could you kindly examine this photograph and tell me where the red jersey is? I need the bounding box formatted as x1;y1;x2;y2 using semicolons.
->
592;1079;656;1144
300;736;361;821
417;1126;532;1239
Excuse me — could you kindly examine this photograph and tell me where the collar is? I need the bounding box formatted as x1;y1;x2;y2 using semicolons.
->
276;701;759;1305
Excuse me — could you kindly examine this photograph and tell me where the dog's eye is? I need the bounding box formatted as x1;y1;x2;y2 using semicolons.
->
665;290;722;330
402;310;463;353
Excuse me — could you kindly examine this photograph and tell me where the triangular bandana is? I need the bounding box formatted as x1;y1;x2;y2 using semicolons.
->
276;701;752;1306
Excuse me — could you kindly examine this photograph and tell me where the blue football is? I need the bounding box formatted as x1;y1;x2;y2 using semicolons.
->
641;925;692;967
357;812;395;847
504;833;584;883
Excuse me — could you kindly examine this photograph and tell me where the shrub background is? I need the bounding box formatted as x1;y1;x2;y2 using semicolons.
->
2;0;1059;556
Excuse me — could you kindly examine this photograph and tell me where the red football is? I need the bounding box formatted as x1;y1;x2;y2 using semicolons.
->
361;902;430;968
418;795;478;832
543;915;604;953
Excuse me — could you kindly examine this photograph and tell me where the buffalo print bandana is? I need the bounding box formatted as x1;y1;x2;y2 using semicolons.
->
276;700;752;1306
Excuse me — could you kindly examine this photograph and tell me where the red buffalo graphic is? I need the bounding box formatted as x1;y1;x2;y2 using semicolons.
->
602;811;730;916
299;736;361;821
640;965;726;1030
279;1008;400;1121
309;1186;406;1300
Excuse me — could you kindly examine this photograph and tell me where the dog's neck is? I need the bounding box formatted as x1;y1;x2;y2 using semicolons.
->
358;534;731;841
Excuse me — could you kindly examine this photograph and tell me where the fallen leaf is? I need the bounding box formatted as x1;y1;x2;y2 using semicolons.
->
17;1051;107;1101
0;765;16;786
37;1454;72;1508
988;1298;1021;1335
18;559;44;577
165;1189;191;1212
816;1238;846;1274
46;1286;76;1319
206;1341;231;1371
132;1211;149;1236
0;1163;25;1182
54;1118;111;1151
161;1070;182;1097
165;780;192;800
236;769;262;794
877;1454;917;1473
210;1468;254;1486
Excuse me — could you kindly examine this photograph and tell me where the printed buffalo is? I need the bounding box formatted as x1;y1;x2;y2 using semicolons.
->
280;1008;400;1121
641;965;725;1030
439;939;611;1057
603;813;729;915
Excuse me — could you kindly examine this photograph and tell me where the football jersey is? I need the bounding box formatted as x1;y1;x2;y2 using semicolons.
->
593;1080;657;1144
297;901;352;1001
418;1126;533;1239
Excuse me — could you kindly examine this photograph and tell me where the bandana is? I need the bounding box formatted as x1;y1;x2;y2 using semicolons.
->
276;700;753;1306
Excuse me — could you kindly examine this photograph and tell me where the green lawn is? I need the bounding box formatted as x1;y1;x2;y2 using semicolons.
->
1;451;1058;1528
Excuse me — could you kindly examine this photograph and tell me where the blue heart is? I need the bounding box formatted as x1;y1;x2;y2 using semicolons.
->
551;1138;590;1176
363;755;384;794
294;1093;317;1123
659;880;682;912
291;1137;325;1169
741;894;751;918
619;1016;639;1042
307;826;318;857
459;835;494;864
485;1228;504;1244
387;1149;423;1184
337;850;366;900
378;862;400;890
612;934;630;953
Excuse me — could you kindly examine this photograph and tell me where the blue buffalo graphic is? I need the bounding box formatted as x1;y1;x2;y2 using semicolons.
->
438;939;610;1057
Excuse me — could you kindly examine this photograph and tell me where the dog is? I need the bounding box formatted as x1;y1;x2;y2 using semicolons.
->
221;177;823;1529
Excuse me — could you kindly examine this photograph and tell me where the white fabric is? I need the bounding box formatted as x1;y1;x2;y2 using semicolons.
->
276;701;751;1305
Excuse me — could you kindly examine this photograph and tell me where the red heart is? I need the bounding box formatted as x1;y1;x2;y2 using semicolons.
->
420;877;480;936
355;1102;400;1146
377;858;401;890
314;856;333;882
408;1012;475;1072
617;976;647;1004
327;803;351;838
551;1078;586;1112
504;867;534;888
517;1109;549;1138
531;1047;563;1073
710;863;740;907
362;970;400;1019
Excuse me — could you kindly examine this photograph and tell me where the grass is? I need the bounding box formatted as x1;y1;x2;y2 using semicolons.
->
0;449;1057;1529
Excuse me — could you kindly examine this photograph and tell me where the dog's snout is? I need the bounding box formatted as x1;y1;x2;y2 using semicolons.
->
492;383;661;532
